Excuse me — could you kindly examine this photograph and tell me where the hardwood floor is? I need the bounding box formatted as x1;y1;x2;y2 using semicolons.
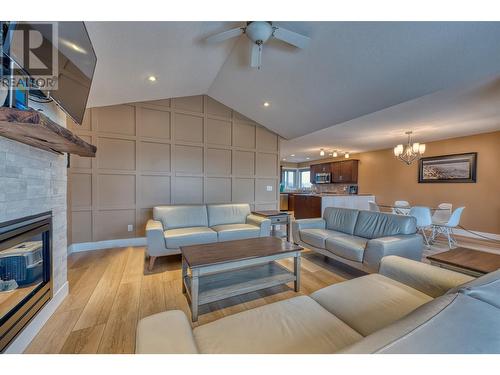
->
25;247;359;354
25;235;498;354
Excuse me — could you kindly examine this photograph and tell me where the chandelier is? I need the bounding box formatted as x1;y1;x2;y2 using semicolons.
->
393;131;426;165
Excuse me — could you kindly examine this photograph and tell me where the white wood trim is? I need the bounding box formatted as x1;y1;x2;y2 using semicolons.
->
68;237;147;254
4;281;69;354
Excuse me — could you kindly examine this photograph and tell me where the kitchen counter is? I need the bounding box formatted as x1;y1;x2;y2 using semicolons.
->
287;193;375;219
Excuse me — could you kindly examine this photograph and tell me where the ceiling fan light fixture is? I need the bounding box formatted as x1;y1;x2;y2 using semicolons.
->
206;21;310;70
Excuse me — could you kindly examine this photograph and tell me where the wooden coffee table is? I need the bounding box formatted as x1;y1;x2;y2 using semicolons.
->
427;247;500;277
180;237;303;322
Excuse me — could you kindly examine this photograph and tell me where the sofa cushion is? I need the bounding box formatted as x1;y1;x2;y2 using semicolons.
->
353;210;416;239
323;207;360;235
136;310;198;354
299;228;343;249
164;227;217;248
193;296;363;353
342;293;500;354
447;269;500;309
211;224;260;242
325;235;367;262
310;274;433;336
154;205;208;230
207;204;251;227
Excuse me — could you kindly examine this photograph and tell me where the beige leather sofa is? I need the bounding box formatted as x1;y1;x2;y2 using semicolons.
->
145;204;271;269
136;256;500;354
292;207;423;272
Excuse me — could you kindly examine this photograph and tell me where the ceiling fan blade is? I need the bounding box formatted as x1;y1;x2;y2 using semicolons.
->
250;43;262;69
273;27;310;49
206;27;244;43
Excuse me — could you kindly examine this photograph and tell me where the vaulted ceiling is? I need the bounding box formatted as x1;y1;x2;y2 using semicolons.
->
86;21;500;149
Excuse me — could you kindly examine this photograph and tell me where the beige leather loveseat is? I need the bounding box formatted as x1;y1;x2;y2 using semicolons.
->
292;207;423;272
136;256;500;353
145;204;271;269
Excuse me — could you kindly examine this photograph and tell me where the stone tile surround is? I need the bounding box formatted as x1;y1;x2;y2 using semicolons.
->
0;137;68;292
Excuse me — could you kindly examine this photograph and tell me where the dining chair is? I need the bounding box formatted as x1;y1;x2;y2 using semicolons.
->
368;201;380;212
432;203;453;224
431;207;465;249
392;200;410;215
409;206;432;247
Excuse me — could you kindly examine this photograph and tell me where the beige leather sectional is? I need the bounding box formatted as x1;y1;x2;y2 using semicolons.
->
136;256;500;354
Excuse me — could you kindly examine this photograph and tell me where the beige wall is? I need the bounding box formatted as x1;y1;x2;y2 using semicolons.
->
280;161;299;169
300;131;500;234
68;95;280;244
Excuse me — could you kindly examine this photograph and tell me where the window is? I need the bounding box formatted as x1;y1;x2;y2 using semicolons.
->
282;169;297;190
299;169;312;189
281;167;312;191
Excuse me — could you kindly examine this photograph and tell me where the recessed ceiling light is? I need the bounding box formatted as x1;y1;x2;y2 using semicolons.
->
306;157;310;160
263;101;270;107
282;158;286;161
290;154;295;157
148;75;157;82
345;152;350;159
320;149;325;156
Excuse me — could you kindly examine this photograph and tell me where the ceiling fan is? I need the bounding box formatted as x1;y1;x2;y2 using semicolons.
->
206;21;310;69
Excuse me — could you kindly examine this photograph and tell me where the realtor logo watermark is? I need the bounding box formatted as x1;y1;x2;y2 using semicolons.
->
1;21;59;90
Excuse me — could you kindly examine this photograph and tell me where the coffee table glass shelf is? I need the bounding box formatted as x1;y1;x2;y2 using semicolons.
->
181;237;303;322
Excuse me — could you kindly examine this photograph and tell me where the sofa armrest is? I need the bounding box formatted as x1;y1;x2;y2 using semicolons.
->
379;255;475;298
146;219;166;256
246;214;271;236
136;310;199;354
291;218;326;244
363;234;423;272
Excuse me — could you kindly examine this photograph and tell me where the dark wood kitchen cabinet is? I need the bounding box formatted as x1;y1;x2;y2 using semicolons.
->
331;160;359;183
309;163;331;184
293;195;322;219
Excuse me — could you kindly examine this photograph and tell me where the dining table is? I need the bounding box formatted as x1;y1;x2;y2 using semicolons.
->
375;204;449;215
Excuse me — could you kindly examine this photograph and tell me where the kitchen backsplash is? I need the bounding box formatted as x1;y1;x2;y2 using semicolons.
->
313;184;355;194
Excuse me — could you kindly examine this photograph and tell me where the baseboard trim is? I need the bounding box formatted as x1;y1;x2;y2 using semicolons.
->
4;281;69;354
454;228;500;242
68;237;147;254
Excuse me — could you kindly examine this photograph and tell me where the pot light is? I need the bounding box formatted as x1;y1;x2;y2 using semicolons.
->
263;101;270;107
290;154;295;157
148;75;157;82
333;151;338;157
344;152;350;159
320;149;325;156
282;158;286;161
306;157;310;160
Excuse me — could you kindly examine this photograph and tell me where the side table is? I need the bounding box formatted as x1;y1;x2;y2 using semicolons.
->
252;210;291;242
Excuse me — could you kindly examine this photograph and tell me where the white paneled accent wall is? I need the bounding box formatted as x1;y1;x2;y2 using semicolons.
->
68;95;280;244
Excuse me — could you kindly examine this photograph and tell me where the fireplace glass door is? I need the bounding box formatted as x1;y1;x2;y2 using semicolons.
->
0;212;52;352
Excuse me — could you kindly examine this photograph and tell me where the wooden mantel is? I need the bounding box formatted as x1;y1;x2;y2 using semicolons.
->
0;107;96;157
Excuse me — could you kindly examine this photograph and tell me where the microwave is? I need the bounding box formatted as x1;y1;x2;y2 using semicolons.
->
315;173;331;184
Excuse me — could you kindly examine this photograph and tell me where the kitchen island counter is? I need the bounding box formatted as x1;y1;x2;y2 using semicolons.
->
290;193;375;219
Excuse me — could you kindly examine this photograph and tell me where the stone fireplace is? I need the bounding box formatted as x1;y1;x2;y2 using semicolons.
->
0;103;68;353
